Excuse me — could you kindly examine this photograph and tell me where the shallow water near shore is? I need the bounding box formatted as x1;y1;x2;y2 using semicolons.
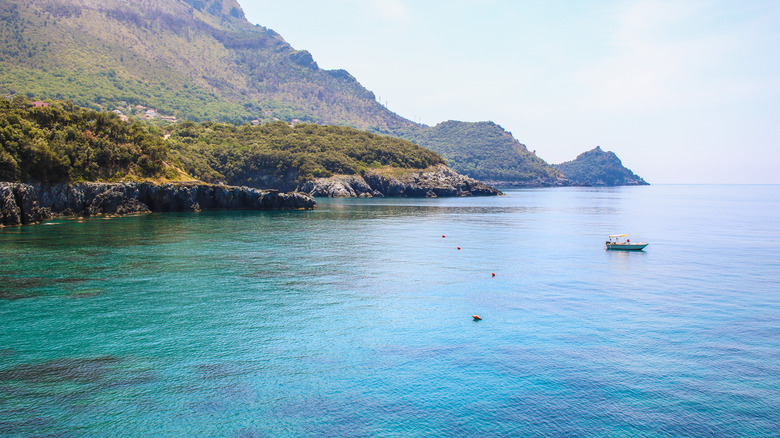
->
1;185;779;437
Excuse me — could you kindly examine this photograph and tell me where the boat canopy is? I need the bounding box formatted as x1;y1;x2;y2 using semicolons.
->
608;234;630;238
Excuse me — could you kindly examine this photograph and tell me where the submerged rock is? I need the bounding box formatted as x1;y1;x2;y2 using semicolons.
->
0;182;316;226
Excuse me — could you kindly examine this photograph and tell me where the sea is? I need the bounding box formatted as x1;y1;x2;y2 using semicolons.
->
1;185;778;437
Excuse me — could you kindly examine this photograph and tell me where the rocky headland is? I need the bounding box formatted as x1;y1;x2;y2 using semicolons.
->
297;165;502;198
554;147;648;186
0;182;315;226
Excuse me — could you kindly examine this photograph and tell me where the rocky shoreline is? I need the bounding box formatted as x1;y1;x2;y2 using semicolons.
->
0;182;316;226
298;165;502;198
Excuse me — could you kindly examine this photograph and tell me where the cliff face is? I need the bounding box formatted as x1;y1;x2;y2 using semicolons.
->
0;182;315;226
297;165;502;198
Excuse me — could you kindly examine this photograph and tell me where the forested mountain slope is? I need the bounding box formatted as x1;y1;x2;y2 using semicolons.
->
0;0;411;129
0;0;645;186
388;121;563;186
2;97;468;198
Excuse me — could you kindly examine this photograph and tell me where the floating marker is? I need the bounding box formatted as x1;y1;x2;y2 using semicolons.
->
492;273;496;277
457;247;461;250
472;315;482;321
442;235;446;238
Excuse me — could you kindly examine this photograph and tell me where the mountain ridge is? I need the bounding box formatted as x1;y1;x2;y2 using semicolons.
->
0;0;410;129
0;0;647;187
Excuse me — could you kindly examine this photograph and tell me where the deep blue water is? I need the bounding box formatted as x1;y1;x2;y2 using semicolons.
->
1;185;779;437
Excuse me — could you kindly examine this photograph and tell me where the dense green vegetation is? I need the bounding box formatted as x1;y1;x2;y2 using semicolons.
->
386;121;562;183
0;98;445;187
554;146;648;186
0;66;261;125
0;0;646;187
0;97;167;182
167;121;445;186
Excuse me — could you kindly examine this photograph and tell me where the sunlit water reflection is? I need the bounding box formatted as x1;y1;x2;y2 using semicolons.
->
1;185;779;436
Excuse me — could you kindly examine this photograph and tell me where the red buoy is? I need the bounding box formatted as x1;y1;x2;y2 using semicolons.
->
442;235;446;238
457;247;461;250
472;315;482;321
492;273;496;277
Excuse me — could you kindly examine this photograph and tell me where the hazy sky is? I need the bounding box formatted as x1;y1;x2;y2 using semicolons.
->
239;0;779;184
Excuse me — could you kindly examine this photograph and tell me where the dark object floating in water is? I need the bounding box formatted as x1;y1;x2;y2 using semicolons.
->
457;247;461;250
472;315;482;321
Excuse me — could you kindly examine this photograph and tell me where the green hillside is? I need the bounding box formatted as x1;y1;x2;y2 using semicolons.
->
0;0;411;129
0;97;168;182
0;0;645;187
167;121;445;190
0;97;445;189
554;146;648;186
388;121;563;185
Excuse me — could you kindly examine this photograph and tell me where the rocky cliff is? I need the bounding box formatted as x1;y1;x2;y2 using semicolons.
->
0;182;315;226
297;165;502;198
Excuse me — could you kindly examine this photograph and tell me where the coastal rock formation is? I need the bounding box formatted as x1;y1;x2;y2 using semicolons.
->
554;147;648;186
298;165;502;198
0;182;315;226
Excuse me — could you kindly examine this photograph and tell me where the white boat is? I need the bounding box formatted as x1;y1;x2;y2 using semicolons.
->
606;234;648;250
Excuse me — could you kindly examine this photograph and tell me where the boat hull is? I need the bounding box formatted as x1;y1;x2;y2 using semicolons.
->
606;243;648;251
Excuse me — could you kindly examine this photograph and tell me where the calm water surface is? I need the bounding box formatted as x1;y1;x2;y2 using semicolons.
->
1;185;779;437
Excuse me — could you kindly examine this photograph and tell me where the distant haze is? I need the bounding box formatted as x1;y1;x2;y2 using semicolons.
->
239;0;779;184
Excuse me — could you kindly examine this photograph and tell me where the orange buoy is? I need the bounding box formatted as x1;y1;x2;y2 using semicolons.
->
442;235;446;238
472;315;482;321
457;247;461;250
492;273;496;277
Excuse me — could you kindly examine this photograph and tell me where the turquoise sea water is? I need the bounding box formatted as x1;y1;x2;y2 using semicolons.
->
1;185;779;437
